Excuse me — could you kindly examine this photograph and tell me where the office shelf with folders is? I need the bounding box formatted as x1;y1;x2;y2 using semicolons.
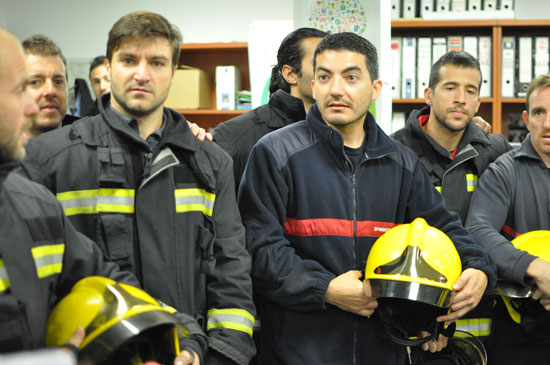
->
391;19;550;140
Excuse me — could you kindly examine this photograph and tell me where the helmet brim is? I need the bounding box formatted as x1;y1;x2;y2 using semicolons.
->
370;279;453;308
80;309;179;364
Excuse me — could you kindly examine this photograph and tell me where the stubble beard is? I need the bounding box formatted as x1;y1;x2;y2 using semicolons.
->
112;91;163;118
433;108;470;133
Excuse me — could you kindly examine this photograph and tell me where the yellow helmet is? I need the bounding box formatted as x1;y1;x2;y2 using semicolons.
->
495;231;550;324
364;217;462;308
46;276;187;365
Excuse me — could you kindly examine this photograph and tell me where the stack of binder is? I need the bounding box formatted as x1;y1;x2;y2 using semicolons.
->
501;35;550;98
391;35;492;99
391;0;515;20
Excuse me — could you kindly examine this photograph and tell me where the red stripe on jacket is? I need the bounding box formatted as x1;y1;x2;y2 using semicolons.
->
284;218;397;238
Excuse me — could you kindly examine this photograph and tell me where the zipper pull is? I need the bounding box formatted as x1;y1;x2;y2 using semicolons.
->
406;346;412;365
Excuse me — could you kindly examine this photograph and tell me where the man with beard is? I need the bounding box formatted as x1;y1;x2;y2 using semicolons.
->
213;27;327;191
391;51;511;345
22;34;78;136
0;28;208;363
20;11;255;365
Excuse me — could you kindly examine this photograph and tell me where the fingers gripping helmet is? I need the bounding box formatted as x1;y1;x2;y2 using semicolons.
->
46;276;187;365
496;231;550;340
364;218;462;346
410;330;487;365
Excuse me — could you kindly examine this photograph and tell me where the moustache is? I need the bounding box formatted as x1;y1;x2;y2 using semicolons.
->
324;98;353;108
447;104;467;113
127;83;152;92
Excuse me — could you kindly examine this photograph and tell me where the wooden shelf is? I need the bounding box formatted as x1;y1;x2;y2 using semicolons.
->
392;19;498;28
501;98;526;104
391;19;550;137
177;42;250;130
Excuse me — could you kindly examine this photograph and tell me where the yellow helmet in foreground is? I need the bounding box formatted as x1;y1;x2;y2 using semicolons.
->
496;231;550;324
46;276;186;365
364;217;462;308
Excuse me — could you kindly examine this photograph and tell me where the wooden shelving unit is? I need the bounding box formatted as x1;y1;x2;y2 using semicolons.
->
391;19;550;137
175;42;250;130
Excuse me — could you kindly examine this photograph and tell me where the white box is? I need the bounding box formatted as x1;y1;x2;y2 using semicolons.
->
216;66;241;110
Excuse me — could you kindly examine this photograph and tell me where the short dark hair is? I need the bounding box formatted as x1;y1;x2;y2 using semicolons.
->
106;11;182;68
89;55;106;77
313;32;379;82
22;34;67;68
429;51;482;90
269;27;328;94
525;74;550;112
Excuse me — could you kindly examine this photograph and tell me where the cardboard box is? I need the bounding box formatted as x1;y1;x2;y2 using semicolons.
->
165;66;211;109
216;66;241;110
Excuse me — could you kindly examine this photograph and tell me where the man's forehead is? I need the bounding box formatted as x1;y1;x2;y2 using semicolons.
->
25;54;66;74
114;37;171;54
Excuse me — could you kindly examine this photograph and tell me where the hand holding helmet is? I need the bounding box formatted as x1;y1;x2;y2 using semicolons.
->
436;268;488;324
325;270;378;317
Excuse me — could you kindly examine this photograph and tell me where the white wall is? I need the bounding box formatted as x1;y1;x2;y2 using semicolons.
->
3;0;293;58
0;0;7;29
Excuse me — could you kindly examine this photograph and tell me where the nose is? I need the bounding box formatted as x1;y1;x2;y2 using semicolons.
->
454;88;466;104
329;76;345;97
543;114;550;130
134;61;151;83
43;79;57;98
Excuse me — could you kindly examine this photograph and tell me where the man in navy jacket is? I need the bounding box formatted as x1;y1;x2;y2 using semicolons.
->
239;32;495;365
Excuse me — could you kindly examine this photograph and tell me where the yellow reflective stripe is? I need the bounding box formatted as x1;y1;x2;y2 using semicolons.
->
435;186;442;192
455;318;491;337
207;308;255;336
0;259;10;292
466;173;479;192
57;189;135;216
31;244;65;278
175;189;215;216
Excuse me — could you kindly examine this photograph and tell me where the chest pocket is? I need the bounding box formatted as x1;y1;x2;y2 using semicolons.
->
0;260;32;352
174;165;216;275
96;147;135;266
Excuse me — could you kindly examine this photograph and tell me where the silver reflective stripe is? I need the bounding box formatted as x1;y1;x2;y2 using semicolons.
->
31;244;65;278
455;318;491;337
0;259;10;292
175;189;216;216
207;308;255;336
175;195;215;210
466;174;479;192
57;189;135;216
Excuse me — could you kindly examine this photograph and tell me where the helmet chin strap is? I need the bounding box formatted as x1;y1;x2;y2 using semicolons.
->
387;321;456;347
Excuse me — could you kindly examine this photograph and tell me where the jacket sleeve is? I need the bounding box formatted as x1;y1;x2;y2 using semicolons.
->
213;123;243;192
405;157;497;289
465;158;536;284
206;153;256;365
56;202;208;361
238;140;335;312
18;138;50;187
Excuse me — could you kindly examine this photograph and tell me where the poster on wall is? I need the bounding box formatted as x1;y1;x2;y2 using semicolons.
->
301;0;367;35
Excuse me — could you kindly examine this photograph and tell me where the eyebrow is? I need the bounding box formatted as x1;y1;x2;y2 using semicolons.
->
316;65;363;74
117;52;170;61
441;81;479;91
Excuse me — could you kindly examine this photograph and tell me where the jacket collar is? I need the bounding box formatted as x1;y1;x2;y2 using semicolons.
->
306;103;396;159
266;90;306;128
407;106;490;158
516;134;546;164
0;161;19;186
97;93;200;153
